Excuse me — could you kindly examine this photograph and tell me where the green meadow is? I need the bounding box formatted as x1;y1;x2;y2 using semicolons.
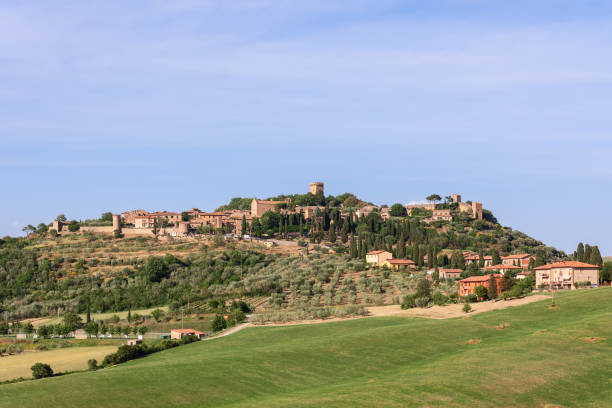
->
2;288;612;407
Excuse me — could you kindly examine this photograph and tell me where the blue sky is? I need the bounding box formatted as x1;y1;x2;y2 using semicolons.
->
1;0;612;255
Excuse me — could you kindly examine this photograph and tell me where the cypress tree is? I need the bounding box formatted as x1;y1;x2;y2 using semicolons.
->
359;240;366;259
241;215;247;236
585;244;592;264
86;303;91;323
487;274;498;300
590;246;603;266
491;249;501;266
341;221;349;243
397;234;405;259
576;242;585;262
328;228;336;244
427;247;434;268
350;237;358;258
478;249;485;268
417;245;424;267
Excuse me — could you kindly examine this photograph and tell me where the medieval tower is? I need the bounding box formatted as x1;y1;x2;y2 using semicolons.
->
309;182;324;195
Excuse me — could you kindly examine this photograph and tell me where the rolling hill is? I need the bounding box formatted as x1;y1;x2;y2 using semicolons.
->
2;288;611;407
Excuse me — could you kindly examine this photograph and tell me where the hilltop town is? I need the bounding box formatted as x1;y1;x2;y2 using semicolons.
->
48;182;485;239
6;181;608;321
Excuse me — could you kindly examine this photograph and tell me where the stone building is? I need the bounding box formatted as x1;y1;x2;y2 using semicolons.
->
535;261;600;289
250;198;290;218
309;182;324;195
365;250;393;268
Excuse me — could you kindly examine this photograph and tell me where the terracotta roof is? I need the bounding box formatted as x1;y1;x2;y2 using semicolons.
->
460;274;502;283
388;259;415;265
501;253;533;260
367;250;390;255
485;264;521;270
440;268;463;273
535;261;601;270
170;329;205;335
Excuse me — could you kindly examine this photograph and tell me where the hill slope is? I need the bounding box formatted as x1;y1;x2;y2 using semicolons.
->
2;288;612;407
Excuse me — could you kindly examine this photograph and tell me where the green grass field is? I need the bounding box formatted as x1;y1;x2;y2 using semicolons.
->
2;288;612;407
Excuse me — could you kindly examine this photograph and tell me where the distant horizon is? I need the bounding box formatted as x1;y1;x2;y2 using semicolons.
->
2;1;611;256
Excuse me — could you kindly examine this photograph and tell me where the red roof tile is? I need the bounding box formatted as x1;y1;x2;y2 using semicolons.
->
460;274;502;283
535;261;601;270
485;264;521;270
388;259;415;265
170;329;205;335
501;253;533;260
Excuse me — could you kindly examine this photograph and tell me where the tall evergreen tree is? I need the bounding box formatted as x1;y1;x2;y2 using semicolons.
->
576;242;585;262
86;303;91;324
359;239;366;259
417;245;424;267
427;247;434;268
490;249;501;265
478;249;485;268
328;228;336;244
340;221;349;243
487;274;498;300
350;237;358;258
535;249;546;267
241;215;247;236
585;244;592;264
397;234;406;259
590;245;603;266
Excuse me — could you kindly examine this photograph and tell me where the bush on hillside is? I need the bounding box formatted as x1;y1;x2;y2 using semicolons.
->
31;363;53;379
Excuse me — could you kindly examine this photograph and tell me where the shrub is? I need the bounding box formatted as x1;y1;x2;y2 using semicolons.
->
31;363;53;379
432;291;448;306
401;294;416;309
463;303;472;313
88;359;98;370
414;296;430;308
212;314;227;332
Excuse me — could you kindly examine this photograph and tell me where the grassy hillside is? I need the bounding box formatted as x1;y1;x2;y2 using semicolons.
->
2;288;612;407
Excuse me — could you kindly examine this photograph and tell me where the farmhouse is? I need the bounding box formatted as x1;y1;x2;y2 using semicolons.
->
170;329;206;340
383;258;416;270
463;252;493;267
459;274;503;297
501;253;534;268
439;268;462;279
366;250;393;268
535;261;600;290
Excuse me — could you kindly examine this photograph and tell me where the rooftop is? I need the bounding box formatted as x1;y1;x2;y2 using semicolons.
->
535;261;601;270
460;274;502;283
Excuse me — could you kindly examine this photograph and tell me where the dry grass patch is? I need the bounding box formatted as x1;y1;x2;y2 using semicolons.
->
533;330;548;335
579;337;605;344
496;322;511;330
464;338;482;345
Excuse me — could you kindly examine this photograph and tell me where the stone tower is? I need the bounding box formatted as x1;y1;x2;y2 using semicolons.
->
112;214;122;232
451;194;462;203
309;182;324;195
472;202;483;220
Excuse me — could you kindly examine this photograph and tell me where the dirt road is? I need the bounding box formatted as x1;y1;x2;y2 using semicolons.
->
367;295;551;319
254;295;551;327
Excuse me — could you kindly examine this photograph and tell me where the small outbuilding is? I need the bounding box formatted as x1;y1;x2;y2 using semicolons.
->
170;329;206;340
